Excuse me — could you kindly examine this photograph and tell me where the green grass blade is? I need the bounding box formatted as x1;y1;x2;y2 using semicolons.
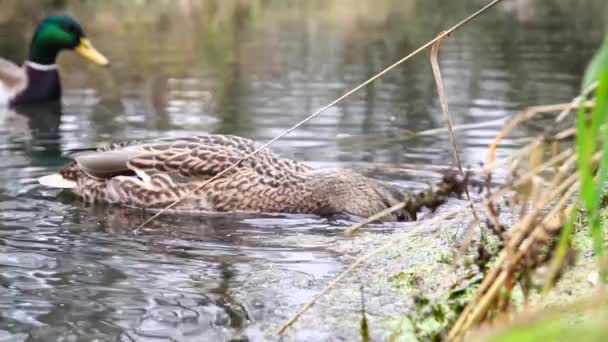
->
542;203;578;294
575;95;597;211
582;35;608;89
589;68;608;280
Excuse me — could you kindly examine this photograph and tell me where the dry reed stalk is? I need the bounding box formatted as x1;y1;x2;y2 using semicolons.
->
484;82;598;174
280;67;593;342
134;0;506;232
448;140;576;340
449;159;581;338
485;101;594;172
274;0;510;335
489;150;576;200
449;179;579;340
430;36;481;226
462;197;576;332
441;28;602;342
449;129;596;339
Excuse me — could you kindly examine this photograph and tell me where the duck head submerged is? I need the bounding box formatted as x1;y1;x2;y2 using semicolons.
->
37;135;465;222
308;169;415;221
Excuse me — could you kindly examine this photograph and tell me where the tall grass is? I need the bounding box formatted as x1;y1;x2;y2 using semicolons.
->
484;34;608;342
448;34;608;341
563;34;608;282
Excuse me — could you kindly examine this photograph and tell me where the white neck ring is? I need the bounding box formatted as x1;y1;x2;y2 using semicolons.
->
25;61;58;71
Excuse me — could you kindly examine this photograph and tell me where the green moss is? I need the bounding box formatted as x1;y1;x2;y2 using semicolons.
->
388;271;422;289
571;207;608;253
385;272;482;341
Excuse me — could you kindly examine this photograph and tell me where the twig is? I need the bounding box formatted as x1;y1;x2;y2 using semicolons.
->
345;170;471;236
413;118;505;137
448;174;579;340
554;81;598;122
345;202;406;236
463;184;578;330
430;34;480;225
485;101;594;172
447;48;600;342
276;230;399;335
449;173;576;336
134;0;506;232
276;209;462;335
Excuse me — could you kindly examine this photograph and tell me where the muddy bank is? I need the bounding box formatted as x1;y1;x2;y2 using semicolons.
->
240;202;472;340
253;201;600;341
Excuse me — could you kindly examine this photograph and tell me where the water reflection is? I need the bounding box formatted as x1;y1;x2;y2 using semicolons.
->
10;102;62;135
0;0;607;340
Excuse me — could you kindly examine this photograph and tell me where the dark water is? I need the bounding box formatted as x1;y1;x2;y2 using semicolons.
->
0;0;606;340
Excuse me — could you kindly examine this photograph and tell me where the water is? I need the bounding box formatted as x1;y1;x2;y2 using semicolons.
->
0;0;606;340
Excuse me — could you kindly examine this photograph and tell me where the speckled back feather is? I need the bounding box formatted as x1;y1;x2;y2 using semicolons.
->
58;135;411;221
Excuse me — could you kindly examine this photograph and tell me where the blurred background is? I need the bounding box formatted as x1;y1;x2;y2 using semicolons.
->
0;0;607;340
2;0;606;161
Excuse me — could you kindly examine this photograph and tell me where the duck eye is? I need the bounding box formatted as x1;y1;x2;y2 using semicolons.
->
62;23;76;34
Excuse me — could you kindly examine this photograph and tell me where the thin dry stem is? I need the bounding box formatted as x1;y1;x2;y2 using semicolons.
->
414;118;505;137
277;209;462;335
449;62;600;342
463;192;576;332
449;174;579;340
485;101;594;172
344;202;406;236
430;37;481;226
135;0;506;232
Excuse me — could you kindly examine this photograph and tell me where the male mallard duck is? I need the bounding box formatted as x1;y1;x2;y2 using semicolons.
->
0;14;108;106
39;135;420;221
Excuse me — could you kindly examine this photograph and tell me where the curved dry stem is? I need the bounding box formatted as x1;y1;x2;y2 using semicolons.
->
449;174;580;340
134;0;506;232
430;35;481;227
485;100;595;173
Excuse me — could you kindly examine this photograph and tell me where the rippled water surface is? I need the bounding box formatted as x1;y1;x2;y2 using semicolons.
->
0;0;607;340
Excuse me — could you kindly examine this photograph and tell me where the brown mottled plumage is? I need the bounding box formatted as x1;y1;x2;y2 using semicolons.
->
49;135;413;221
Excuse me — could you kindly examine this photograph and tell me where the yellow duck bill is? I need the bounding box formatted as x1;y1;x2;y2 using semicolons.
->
74;38;109;66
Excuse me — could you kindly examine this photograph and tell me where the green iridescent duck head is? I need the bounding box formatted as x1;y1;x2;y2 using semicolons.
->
28;14;108;66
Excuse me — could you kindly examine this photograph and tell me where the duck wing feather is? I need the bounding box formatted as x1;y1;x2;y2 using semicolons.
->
72;135;311;180
0;58;27;99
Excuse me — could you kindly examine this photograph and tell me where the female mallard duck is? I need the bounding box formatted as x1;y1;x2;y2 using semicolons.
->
0;14;108;106
39;135;426;221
